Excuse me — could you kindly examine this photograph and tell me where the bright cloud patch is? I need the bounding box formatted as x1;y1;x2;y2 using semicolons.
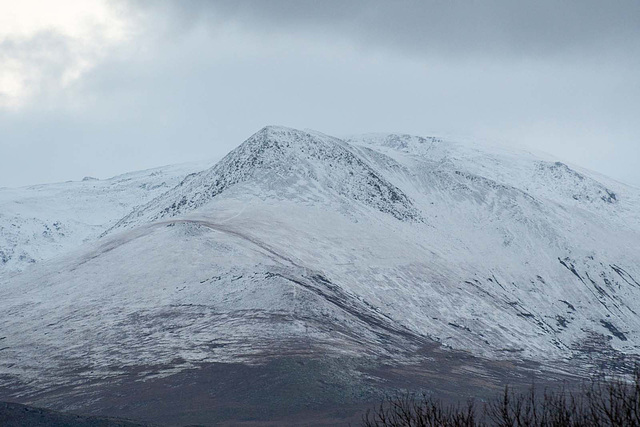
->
0;0;129;109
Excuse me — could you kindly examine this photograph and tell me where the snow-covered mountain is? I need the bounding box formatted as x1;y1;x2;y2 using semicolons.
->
0;161;210;274
1;126;639;419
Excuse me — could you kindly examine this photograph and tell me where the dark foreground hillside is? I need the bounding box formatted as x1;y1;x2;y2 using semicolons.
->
0;401;151;427
0;350;580;426
4;368;640;427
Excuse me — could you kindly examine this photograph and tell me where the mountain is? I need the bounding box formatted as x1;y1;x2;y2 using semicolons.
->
1;126;639;425
0;162;209;274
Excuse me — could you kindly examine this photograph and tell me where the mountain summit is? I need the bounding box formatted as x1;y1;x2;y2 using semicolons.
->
111;126;423;230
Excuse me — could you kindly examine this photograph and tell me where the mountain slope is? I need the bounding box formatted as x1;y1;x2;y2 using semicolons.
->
0;126;639;422
96;126;640;360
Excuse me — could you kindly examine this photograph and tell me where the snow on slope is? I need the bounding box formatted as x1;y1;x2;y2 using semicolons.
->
1;126;639;394
348;133;640;228
0;161;211;275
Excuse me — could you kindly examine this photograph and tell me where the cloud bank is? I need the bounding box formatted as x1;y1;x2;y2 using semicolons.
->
0;1;638;187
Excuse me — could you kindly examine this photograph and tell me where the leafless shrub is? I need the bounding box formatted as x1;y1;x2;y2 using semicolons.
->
362;367;640;426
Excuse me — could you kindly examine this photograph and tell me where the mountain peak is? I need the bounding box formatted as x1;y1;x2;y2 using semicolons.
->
255;124;301;135
110;126;423;231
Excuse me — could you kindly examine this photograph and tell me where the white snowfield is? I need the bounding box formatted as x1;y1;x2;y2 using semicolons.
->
1;126;639;392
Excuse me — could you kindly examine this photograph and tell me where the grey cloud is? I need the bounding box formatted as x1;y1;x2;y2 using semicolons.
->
128;0;640;60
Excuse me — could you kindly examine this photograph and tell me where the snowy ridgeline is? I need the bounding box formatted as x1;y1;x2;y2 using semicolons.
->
1;126;639;392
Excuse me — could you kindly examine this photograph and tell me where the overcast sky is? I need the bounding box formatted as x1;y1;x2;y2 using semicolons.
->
1;0;639;188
